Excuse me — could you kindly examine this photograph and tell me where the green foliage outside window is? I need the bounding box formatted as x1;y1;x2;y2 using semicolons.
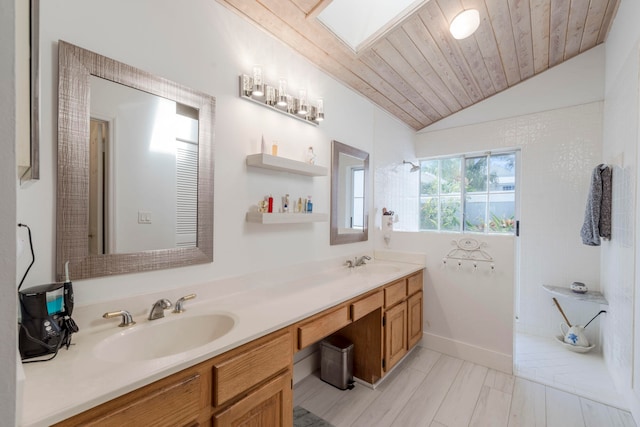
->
419;153;516;234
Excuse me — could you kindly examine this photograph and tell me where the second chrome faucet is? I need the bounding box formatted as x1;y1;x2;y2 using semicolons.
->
345;255;372;268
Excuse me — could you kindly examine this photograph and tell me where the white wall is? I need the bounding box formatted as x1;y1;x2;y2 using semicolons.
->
425;45;605;132
17;0;414;305
1;0;18;424
601;0;640;418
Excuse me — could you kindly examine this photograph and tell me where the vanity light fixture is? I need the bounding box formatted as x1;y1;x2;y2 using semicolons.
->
316;99;324;122
277;79;288;106
252;66;264;97
297;89;308;115
449;9;480;40
239;71;324;126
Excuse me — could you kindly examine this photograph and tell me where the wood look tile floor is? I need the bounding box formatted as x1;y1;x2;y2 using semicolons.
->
294;347;636;427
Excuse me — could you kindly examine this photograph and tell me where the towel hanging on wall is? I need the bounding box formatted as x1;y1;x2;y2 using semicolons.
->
580;164;612;246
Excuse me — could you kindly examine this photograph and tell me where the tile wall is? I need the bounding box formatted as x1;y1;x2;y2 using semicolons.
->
601;39;638;394
414;102;604;346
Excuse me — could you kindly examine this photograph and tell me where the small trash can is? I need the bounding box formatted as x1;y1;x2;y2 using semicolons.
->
320;335;354;390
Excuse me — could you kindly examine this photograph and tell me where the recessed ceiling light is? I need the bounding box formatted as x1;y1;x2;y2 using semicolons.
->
449;9;480;40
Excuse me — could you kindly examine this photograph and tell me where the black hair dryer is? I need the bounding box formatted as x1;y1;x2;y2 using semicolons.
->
19;281;79;360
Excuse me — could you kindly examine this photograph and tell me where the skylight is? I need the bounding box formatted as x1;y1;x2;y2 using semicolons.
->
317;0;427;52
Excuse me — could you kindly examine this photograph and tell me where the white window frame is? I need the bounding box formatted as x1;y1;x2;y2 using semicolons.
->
419;149;519;235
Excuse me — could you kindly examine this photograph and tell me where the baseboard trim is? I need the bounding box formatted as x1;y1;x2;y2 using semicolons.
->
421;332;513;374
293;349;320;385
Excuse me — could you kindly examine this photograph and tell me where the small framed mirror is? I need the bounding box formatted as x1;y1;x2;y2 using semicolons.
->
56;41;215;280
330;140;369;245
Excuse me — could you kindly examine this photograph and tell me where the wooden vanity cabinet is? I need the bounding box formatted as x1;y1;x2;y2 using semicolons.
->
55;329;294;427
55;269;423;426
383;270;424;373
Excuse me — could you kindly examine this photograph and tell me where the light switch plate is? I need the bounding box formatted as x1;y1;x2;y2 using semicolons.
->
138;210;152;224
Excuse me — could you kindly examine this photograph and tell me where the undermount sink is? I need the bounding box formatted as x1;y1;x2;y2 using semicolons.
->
94;313;236;362
357;264;401;274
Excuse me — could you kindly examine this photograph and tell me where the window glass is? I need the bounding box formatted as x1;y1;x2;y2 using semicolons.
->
419;152;517;234
465;157;488;193
464;194;487;233
489;193;515;232
421;160;438;195
489;153;516;192
419;197;438;230
352;168;364;228
440;197;462;232
440;158;461;194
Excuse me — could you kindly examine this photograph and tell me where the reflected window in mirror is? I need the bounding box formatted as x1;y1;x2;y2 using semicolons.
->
351;166;365;229
331;140;369;245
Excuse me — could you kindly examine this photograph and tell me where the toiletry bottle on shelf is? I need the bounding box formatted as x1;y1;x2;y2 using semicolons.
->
307;196;313;213
261;135;266;154
306;147;316;165
268;195;273;213
272;141;278;156
297;197;302;213
283;194;290;212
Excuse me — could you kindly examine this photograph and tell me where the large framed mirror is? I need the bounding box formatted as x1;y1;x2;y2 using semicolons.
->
56;41;215;281
330;140;369;245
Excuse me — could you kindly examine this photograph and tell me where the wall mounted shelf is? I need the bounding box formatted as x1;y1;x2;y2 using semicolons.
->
542;285;608;305
246;153;327;177
246;212;328;224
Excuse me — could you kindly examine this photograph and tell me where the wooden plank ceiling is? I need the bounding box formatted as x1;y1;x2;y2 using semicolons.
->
217;0;620;130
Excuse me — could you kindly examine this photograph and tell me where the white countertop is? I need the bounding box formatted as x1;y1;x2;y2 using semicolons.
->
20;253;425;426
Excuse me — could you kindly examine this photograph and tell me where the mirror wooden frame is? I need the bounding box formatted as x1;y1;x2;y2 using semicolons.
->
56;40;215;281
330;140;369;245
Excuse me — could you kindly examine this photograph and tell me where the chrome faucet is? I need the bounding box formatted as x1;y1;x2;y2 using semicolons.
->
103;310;136;327
173;294;197;313
355;255;372;266
345;255;372;268
148;298;172;320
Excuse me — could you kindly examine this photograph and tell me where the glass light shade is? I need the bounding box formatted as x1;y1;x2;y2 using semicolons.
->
316;99;324;121
277;79;287;106
449;9;480;40
252;66;264;96
297;89;308;115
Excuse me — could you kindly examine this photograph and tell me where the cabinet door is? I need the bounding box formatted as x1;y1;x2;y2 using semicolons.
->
213;371;293;427
407;291;423;349
384;302;407;372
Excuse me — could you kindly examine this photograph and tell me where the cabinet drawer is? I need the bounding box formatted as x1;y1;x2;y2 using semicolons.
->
407;271;423;295
384;280;407;308
55;373;201;427
297;306;351;350
213;332;292;407
351;291;383;322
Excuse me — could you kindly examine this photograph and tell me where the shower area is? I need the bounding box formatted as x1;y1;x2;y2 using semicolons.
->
513;158;623;409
